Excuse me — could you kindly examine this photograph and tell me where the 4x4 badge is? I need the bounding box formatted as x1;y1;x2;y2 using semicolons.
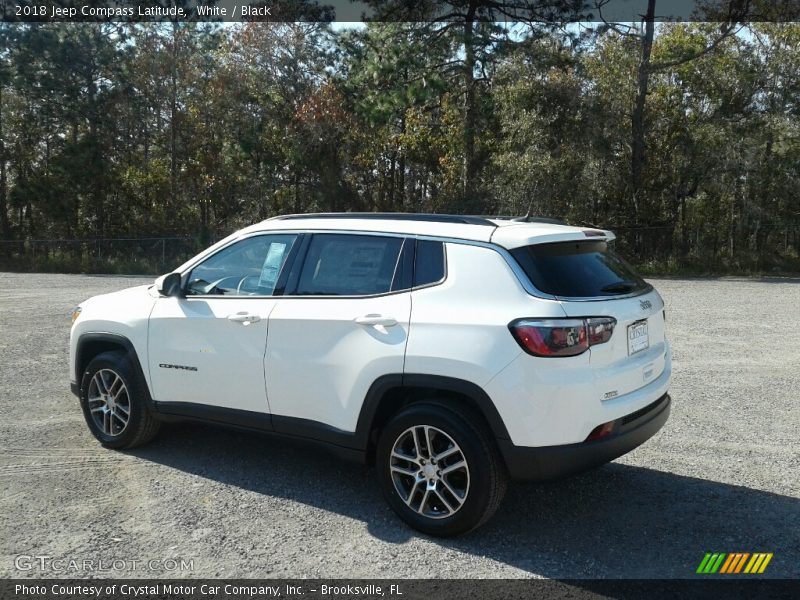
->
640;300;652;310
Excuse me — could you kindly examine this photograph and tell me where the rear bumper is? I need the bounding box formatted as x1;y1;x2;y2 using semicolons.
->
498;393;670;481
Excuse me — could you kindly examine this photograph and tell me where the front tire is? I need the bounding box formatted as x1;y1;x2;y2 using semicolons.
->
376;401;507;536
79;351;160;449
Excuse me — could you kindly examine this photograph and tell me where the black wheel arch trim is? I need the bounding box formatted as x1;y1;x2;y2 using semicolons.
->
73;332;155;410
354;373;512;451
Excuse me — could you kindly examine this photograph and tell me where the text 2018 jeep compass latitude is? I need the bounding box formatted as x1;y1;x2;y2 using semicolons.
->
70;213;671;536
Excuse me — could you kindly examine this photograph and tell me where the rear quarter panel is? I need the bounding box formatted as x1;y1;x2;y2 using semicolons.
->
405;242;566;386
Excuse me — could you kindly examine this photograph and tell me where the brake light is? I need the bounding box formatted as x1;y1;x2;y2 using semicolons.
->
587;317;615;345
509;317;616;357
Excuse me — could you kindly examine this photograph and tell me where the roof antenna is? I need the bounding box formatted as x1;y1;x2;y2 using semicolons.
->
513;198;534;222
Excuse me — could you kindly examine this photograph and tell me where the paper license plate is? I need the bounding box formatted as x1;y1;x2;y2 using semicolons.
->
627;320;649;355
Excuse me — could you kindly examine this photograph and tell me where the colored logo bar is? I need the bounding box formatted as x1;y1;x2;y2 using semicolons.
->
696;552;773;574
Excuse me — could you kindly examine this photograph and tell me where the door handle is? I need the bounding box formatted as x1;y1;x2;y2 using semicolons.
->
227;312;261;325
354;314;398;327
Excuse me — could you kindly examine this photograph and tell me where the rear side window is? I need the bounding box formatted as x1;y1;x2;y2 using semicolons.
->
414;240;445;287
296;234;404;296
510;241;650;298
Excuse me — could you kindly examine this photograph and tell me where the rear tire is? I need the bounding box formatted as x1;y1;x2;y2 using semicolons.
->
79;351;161;449
376;401;507;536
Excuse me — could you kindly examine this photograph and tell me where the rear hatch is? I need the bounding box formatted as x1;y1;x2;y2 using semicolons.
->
509;237;667;401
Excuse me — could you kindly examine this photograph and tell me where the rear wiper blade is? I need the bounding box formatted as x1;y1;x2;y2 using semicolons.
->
600;281;637;293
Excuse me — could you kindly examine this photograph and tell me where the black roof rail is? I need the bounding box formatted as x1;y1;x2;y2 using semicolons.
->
473;215;567;225
271;212;497;226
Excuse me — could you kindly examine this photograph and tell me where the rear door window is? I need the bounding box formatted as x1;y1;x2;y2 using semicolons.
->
295;234;405;296
510;241;650;298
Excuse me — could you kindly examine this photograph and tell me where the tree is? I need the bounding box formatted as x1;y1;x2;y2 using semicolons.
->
596;0;750;224
1;19;799;274
362;1;585;211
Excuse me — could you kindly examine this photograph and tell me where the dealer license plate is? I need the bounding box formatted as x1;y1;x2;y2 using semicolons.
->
627;320;649;355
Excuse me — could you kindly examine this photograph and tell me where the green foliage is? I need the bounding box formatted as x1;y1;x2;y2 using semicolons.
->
0;21;799;274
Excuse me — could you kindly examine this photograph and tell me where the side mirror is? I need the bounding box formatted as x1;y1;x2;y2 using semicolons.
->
156;272;183;297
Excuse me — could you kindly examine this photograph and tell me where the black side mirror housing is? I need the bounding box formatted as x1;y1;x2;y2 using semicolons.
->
157;272;183;297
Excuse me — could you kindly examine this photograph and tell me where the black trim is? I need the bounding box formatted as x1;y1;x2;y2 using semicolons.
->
152;401;364;463
621;396;664;426
273;233;306;296
273;212;496;226
154;401;272;429
354;374;405;449
482;215;566;225
390;238;414;292
353;373;512;449
499;394;671;481
272;414;358;448
70;382;80;397
281;233;311;296
73;333;154;408
404;374;511;440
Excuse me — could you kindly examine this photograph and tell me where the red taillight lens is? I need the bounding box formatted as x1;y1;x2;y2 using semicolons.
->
587;317;616;345
509;319;589;357
509;317;616;358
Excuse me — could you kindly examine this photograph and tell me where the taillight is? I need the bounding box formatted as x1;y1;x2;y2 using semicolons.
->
587;317;615;345
509;317;616;358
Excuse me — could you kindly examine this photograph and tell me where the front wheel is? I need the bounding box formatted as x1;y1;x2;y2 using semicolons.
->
79;351;161;449
376;401;507;536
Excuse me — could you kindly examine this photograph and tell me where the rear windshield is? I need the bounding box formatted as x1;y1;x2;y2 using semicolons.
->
510;241;650;298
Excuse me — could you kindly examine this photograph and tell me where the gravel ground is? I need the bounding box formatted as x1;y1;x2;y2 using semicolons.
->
0;273;798;579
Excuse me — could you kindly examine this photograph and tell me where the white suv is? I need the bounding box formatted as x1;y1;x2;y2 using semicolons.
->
70;213;671;536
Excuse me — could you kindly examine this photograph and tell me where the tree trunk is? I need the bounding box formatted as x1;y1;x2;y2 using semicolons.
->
680;193;687;257
67;125;79;237
293;169;300;213
630;0;657;223
462;0;478;208
0;83;9;240
398;155;406;211
170;23;179;215
388;151;397;210
87;67;104;238
200;194;209;245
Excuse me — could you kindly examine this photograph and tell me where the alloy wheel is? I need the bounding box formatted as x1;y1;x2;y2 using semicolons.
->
87;368;131;436
389;425;470;519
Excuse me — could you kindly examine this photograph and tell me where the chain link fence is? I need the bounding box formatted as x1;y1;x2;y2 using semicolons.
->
611;225;675;261
0;237;201;275
2;226;795;276
0;228;682;275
